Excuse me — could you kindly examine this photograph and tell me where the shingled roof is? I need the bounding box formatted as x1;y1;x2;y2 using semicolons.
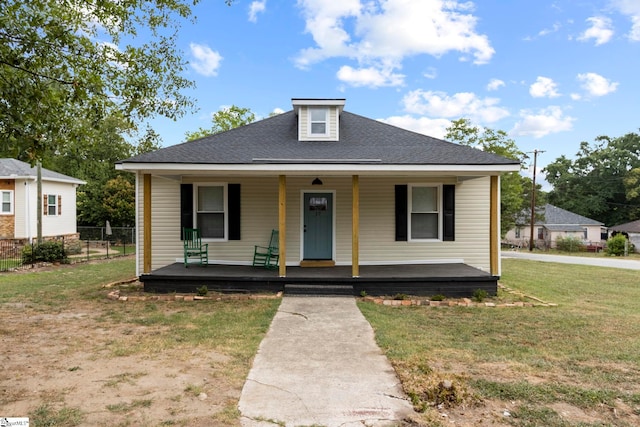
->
516;204;603;229
0;158;85;184
610;219;640;233
118;110;519;167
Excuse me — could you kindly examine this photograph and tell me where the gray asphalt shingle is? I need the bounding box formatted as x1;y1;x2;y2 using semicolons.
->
118;110;519;166
0;158;84;183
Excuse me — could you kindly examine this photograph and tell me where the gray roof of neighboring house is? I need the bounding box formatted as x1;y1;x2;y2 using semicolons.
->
117;110;520;166
0;158;85;184
610;219;640;233
517;204;603;228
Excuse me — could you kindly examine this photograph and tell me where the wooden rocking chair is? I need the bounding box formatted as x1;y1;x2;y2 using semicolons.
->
252;229;279;269
183;228;209;267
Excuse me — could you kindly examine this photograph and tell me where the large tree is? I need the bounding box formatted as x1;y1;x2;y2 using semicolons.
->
0;0;206;163
185;105;256;141
545;132;640;226
41;112;161;226
445;118;540;236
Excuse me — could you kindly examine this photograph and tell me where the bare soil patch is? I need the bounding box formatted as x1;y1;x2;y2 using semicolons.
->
1;299;243;426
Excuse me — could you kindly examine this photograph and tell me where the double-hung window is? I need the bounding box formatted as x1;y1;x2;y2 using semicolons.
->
1;190;13;214
409;185;440;240
196;184;226;239
309;108;328;135
47;194;58;216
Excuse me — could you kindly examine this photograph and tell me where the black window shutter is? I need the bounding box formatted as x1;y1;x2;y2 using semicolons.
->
180;184;193;240
395;185;408;241
443;184;455;241
228;184;241;240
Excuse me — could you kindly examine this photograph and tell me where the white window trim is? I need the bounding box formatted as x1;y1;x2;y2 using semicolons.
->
1;190;13;215
47;194;59;216
408;183;443;242
308;107;329;136
193;182;228;242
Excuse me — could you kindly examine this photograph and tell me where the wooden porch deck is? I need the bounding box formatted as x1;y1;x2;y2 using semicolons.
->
141;263;498;297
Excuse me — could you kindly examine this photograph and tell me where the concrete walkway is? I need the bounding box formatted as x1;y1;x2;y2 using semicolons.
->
502;251;640;270
238;296;414;427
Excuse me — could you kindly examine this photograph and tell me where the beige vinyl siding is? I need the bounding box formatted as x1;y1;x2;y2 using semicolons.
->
138;174;492;273
297;106;339;141
358;176;491;271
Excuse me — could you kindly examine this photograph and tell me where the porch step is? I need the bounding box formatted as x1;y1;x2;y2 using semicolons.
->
285;284;354;296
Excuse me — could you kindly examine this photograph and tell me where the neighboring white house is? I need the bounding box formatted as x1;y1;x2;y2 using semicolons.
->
0;158;85;242
504;204;606;249
117;98;520;285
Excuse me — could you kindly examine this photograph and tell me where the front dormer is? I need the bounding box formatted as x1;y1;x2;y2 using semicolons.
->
292;98;345;142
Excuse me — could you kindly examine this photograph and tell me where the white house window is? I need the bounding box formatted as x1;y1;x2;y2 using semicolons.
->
410;185;440;240
1;190;13;214
309;108;328;135
46;194;59;216
196;185;226;239
515;227;521;238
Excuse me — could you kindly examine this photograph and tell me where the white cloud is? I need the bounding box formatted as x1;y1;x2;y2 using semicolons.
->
529;76;560;98
189;43;223;77
402;89;509;123
538;22;561;37
577;16;614;45
511;106;575;138
295;0;494;88
378;116;451;139
576;72;619;96
248;1;267;23
487;78;505;91
610;0;640;41
423;67;437;79
336;65;404;87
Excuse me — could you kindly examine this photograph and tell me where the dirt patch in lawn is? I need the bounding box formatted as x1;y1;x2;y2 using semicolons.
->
0;301;243;426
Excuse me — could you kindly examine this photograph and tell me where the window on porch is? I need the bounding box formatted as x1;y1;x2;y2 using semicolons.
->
410;185;440;240
196;185;225;239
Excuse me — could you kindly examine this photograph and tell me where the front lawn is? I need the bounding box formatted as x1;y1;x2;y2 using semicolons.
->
360;258;640;426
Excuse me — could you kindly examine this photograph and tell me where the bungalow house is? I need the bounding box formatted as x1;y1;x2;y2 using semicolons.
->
0;158;85;242
609;219;640;253
504;204;606;250
116;98;520;296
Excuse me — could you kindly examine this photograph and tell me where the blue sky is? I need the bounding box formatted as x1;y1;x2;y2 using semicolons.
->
148;0;640;182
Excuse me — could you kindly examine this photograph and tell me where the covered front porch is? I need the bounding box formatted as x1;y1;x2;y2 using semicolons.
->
140;262;498;297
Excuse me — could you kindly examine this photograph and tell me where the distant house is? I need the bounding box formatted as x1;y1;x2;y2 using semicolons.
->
0;159;85;242
504;204;606;249
609;220;640;253
116;98;520;296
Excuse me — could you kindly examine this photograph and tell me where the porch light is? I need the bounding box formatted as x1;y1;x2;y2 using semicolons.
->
312;178;323;185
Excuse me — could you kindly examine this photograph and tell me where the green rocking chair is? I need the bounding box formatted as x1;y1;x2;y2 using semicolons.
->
183;228;209;267
252;229;279;269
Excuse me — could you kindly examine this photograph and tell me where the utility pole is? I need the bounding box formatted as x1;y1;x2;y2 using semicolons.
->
529;149;544;251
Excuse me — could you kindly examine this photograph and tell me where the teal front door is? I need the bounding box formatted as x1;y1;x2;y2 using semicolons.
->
303;192;333;260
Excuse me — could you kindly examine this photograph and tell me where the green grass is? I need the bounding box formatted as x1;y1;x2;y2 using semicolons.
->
0;257;137;303
31;404;84;427
359;258;640;426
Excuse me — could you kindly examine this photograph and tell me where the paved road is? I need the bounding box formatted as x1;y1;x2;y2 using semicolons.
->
502;251;640;270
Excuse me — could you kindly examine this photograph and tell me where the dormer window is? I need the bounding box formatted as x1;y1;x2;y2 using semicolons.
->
309;108;328;135
292;98;345;141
